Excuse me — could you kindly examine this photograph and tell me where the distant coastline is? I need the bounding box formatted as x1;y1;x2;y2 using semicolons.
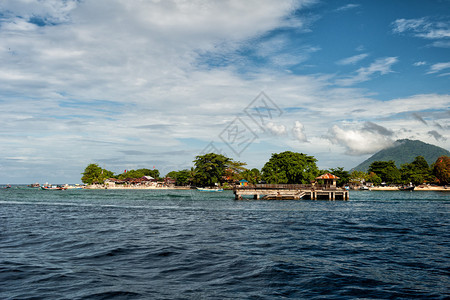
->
79;184;449;192
370;185;449;192
84;184;191;190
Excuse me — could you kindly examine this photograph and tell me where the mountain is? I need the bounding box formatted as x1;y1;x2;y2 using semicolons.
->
353;139;450;172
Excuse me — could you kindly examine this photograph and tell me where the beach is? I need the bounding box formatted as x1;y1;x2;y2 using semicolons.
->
84;184;191;190
370;185;449;191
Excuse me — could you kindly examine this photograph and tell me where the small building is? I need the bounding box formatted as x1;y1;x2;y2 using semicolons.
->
104;178;117;186
316;173;340;189
239;179;248;186
164;177;176;185
142;176;155;181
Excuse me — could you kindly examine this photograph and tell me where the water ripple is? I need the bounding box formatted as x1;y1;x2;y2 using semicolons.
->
0;189;449;299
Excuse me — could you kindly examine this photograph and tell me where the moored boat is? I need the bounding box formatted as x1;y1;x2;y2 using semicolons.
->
196;187;223;192
40;185;67;190
398;185;415;191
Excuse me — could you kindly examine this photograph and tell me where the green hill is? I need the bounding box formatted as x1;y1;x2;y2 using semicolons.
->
353;139;450;172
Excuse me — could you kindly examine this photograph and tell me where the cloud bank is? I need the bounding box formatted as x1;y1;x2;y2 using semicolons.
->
326;123;395;155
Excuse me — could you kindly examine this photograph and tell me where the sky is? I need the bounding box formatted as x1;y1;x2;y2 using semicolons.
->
0;0;449;184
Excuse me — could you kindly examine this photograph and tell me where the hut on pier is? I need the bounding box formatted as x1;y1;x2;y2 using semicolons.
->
315;173;339;189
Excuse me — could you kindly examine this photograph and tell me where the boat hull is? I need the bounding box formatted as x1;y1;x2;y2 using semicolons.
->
40;186;67;190
398;186;415;191
196;188;223;192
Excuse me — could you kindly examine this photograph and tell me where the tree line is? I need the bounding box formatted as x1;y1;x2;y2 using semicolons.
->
81;152;450;186
81;164;160;185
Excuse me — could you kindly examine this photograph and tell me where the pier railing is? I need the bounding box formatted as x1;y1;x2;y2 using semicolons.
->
233;184;349;200
234;184;344;190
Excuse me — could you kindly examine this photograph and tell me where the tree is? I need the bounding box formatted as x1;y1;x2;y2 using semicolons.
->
329;167;350;187
118;169;144;180
193;153;231;186
400;156;432;185
433;156;450;185
368;160;401;184
188;167;196;185
117;168;160;180
81;164;114;184
223;160;248;183
349;170;368;185
166;169;190;186
240;168;261;184
367;172;382;186
136;168;160;179
261;151;319;184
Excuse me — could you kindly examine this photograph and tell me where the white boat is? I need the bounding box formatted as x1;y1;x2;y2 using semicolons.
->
196;187;223;192
40;185;67;190
359;185;370;190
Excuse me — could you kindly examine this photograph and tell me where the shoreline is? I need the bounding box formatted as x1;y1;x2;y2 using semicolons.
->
81;185;450;192
84;185;192;190
369;186;449;192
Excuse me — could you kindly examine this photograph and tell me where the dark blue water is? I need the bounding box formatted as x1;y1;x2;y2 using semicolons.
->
1;188;449;299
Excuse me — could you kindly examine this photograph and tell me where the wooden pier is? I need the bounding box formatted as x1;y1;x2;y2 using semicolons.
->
233;184;349;201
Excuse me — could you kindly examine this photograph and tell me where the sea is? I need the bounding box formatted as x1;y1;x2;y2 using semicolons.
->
0;187;449;299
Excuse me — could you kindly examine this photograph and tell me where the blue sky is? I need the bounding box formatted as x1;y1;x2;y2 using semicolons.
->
0;0;449;183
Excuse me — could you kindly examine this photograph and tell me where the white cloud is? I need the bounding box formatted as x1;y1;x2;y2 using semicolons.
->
427;62;450;74
292;121;307;142
335;4;360;12
413;61;426;66
392;18;427;34
0;0;313;181
336;53;369;65
254;35;320;67
266;122;287;136
327;124;395;155
336;57;398;86
430;41;450;48
392;17;450;40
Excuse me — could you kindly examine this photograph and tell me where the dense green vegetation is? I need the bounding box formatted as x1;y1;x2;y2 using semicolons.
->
166;169;191;186
354;139;450;172
364;155;448;186
326;167;350;187
117;168;160;180
261;151;319;184
399;156;432;185
81;164;115;185
81;165;161;184
81;152;450;187
191;153;247;187
240;168;262;185
368;160;401;184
